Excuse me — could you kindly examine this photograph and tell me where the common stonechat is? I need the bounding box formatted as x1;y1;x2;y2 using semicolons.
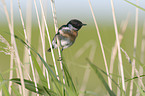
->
47;19;86;52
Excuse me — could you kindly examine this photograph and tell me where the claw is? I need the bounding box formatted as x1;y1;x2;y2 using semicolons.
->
61;48;64;52
57;57;63;61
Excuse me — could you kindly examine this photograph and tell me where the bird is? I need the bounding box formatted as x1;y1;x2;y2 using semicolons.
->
47;19;86;52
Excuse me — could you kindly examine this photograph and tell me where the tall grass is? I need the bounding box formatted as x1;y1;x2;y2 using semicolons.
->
39;0;59;81
33;0;50;89
136;21;145;96
8;0;14;94
1;0;26;95
17;0;39;95
88;0;111;91
129;0;138;95
109;14;129;91
110;0;126;92
50;0;65;85
0;0;145;96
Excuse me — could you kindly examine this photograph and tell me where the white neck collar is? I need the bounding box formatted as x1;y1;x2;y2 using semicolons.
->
68;24;78;31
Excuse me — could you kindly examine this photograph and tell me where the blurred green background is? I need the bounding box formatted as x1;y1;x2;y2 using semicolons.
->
0;0;145;95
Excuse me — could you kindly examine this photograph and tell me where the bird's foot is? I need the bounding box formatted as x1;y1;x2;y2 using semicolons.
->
57;57;63;61
61;48;63;52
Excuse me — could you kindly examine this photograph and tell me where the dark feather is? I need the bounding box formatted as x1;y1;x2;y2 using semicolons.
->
47;48;51;52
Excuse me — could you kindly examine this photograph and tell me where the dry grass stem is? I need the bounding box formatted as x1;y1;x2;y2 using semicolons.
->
117;66;121;96
39;0;59;80
42;1;50;89
136;21;145;96
109;14;129;87
0;34;33;94
23;0;32;95
121;48;131;63
2;0;25;95
0;35;13;55
0;90;2;96
121;48;145;89
41;13;46;75
50;0;65;84
14;59;22;94
129;0;138;95
110;0;126;91
88;0;112;90
0;35;32;81
8;0;14;94
40;0;47;77
17;0;39;94
40;11;50;87
33;0;50;88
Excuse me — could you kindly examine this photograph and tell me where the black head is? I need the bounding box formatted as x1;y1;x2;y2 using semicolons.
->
67;19;87;30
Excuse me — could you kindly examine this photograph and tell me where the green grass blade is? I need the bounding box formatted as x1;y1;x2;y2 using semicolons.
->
133;80;145;95
11;78;46;95
0;73;10;96
10;78;58;95
37;53;77;96
31;52;48;88
9;33;78;96
36;53;62;95
125;75;145;82
13;33;63;95
86;59;125;94
86;59;116;96
84;91;98;96
124;0;145;11
11;86;21;96
62;61;77;95
134;57;145;69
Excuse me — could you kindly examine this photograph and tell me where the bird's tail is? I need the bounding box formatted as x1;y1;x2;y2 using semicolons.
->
47;48;51;52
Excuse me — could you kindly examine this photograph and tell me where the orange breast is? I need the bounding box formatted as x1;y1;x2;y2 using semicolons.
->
61;30;78;41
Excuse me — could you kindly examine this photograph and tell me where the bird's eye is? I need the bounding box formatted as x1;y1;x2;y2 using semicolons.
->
77;24;80;26
77;24;79;25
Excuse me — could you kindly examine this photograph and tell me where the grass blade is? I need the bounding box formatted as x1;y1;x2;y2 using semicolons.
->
110;0;126;91
7;33;77;95
12;33;65;95
0;73;10;96
124;0;145;11
125;75;145;82
134;57;145;69
86;59;116;96
88;0;111;90
87;59;125;94
134;81;145;96
31;52;48;88
10;78;58;95
11;86;21;96
62;61;77;95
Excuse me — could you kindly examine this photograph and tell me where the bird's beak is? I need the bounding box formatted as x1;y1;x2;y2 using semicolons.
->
82;23;87;26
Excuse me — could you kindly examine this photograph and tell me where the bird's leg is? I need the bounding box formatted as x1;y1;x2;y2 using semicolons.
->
58;56;63;61
61;48;64;52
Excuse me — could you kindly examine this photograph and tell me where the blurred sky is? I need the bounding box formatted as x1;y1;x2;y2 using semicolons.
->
0;0;145;24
